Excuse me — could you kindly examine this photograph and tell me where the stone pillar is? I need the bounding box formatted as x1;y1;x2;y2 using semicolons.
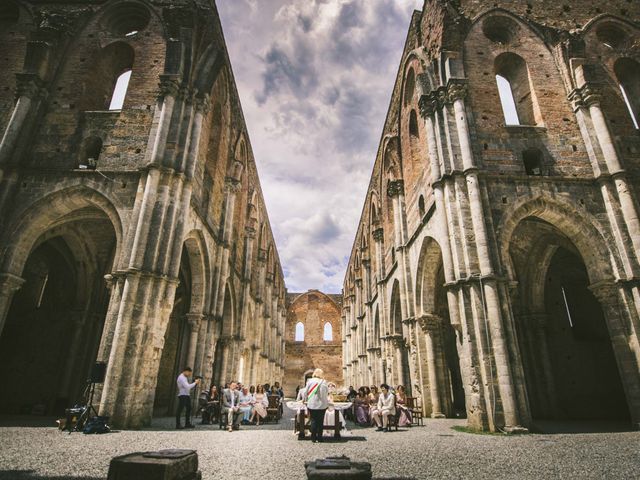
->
185;313;203;370
419;314;445;418
590;282;640;425
0;273;24;339
448;81;526;430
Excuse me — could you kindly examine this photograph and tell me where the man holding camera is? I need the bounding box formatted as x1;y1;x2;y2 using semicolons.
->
176;367;200;429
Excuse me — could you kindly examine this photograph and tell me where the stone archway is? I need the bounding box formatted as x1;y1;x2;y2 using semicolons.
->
0;206;117;416
509;217;629;422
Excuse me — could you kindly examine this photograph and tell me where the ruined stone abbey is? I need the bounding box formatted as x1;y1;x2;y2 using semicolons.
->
0;0;639;435
0;0;286;428
342;0;640;431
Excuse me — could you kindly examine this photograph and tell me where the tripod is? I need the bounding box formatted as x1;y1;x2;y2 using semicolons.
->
74;382;100;432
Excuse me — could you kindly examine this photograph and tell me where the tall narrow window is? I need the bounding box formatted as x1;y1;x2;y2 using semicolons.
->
295;322;304;341
615;58;640;130
323;322;333;341
109;70;132;110
495;53;540;126
496;74;520;125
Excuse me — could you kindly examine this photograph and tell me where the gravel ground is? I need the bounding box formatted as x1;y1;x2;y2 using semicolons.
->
0;408;638;480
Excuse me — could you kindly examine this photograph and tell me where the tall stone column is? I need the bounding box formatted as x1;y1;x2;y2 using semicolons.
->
185;313;203;370
448;81;527;431
0;273;24;340
590;282;640;425
419;314;445;418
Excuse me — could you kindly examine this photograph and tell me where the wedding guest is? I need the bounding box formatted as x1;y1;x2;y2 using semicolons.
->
238;386;253;424
372;384;396;432
354;387;370;425
250;384;268;426
396;385;413;427
222;382;241;432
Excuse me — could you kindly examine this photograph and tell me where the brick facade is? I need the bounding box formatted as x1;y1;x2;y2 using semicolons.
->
283;291;343;397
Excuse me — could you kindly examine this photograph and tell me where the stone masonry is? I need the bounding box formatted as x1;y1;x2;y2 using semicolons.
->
283;291;343;397
0;0;286;428
342;0;640;432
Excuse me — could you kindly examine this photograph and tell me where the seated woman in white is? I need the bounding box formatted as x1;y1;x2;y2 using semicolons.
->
371;383;396;432
249;384;269;426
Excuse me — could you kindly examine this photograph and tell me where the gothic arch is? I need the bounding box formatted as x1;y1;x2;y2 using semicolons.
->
497;195;622;284
414;236;444;316
0;185;124;278
183;230;209;314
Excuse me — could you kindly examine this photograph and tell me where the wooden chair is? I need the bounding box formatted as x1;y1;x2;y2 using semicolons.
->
265;395;281;423
406;396;424;426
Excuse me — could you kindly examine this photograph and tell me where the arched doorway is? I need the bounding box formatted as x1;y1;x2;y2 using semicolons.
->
153;247;191;417
0;211;116;416
415;237;466;418
509;217;629;422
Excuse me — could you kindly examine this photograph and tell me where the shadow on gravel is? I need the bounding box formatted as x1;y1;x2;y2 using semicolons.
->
0;416;59;428
530;420;635;434
0;471;102;480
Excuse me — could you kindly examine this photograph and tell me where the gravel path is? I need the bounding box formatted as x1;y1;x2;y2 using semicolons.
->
0;409;638;480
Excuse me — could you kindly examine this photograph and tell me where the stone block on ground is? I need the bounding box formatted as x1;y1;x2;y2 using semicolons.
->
107;449;200;480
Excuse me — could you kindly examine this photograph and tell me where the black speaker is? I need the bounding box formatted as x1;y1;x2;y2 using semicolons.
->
90;362;107;383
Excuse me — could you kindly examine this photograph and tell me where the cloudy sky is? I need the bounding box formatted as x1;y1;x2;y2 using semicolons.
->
217;0;422;293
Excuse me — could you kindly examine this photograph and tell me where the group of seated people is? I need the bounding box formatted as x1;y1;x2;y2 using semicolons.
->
199;381;284;430
348;384;413;431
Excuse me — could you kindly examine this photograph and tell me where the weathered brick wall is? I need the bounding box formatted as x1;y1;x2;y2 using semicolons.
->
284;291;343;396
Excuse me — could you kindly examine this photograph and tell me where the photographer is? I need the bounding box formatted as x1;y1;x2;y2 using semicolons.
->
176;367;200;429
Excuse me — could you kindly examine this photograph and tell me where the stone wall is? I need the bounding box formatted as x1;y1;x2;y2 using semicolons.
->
342;0;640;432
283;291;343;396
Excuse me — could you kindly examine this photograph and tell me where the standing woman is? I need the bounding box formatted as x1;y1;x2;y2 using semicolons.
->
304;368;329;443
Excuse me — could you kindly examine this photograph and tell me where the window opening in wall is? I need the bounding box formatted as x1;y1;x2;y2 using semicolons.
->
522;148;543;175
295;322;304;341
620;83;639;130
80;137;103;169
109;70;132;110
409;110;419;138
614;58;640;130
404;68;415;105
496;74;520;125
323;322;333;341
418;195;425;217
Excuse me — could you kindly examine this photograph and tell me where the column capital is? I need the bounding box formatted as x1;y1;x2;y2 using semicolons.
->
193;93;211;114
418;314;442;332
186;313;204;331
15;73;45;100
372;228;384;243
158;74;181;98
418;93;437;118
0;273;25;293
588;281;618;306
446;79;468;103
387;179;404;198
224;177;242;193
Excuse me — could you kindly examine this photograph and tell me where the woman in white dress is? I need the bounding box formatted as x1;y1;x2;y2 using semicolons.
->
250;384;268;425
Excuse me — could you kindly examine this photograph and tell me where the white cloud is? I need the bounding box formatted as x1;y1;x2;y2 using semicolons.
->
218;0;421;292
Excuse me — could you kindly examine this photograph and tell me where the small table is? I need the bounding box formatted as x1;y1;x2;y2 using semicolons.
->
286;401;353;439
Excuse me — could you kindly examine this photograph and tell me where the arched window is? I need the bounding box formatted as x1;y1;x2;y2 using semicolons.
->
495;53;540;126
323;322;333;341
522;148;543;176
404;68;415;105
614;58;640;130
109;70;132;110
81;42;134;111
418;195;425;217
295;322;304;341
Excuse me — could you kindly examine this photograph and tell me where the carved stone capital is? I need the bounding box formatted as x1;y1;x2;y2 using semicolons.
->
588;281;619;307
447;80;468;103
159;75;181;98
186;313;204;331
418;314;442;332
387;179;405;198
245;226;257;239
15;74;45;100
193;93;211;114
418;94;437;118
225;177;242;193
372;228;384;243
0;273;25;294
